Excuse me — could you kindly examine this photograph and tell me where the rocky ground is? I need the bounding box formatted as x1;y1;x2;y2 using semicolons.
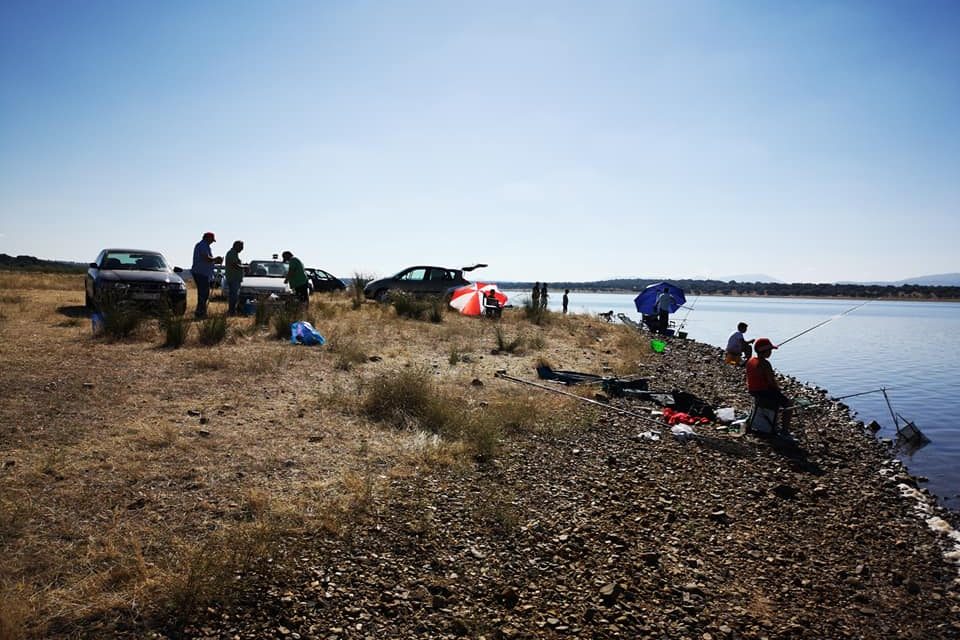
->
161;338;960;640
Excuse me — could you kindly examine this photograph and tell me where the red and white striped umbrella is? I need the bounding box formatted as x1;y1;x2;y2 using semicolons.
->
449;282;508;316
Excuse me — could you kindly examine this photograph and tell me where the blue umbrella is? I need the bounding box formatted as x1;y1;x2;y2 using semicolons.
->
634;282;686;315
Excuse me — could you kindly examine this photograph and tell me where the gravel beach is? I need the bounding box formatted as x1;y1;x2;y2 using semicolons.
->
168;337;960;640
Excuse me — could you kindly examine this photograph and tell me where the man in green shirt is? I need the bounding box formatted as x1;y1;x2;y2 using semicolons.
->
282;250;309;307
224;240;244;315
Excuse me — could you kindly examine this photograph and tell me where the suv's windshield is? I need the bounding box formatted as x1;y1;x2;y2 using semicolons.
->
247;261;288;277
102;252;168;271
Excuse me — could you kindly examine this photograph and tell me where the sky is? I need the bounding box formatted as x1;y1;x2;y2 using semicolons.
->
1;1;958;284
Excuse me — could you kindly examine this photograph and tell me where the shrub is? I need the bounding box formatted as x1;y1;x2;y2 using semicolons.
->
329;334;367;371
361;369;458;436
97;297;145;340
253;298;272;327
493;325;524;354
522;298;550;326
197;314;228;346
390;291;428;320
161;313;191;348
350;273;373;310
271;300;302;340
427;298;445;323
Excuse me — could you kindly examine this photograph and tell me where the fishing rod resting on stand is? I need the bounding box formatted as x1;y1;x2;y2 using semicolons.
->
494;371;665;430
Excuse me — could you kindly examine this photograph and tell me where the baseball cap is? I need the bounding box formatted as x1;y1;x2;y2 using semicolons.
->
754;338;777;352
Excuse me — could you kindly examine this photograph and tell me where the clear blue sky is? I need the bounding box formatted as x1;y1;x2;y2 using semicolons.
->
1;0;957;283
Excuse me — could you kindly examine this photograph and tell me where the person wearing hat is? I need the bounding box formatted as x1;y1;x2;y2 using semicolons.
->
282;250;309;307
191;231;223;318
745;338;792;432
725;322;755;365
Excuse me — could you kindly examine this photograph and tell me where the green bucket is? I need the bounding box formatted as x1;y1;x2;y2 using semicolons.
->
651;339;666;353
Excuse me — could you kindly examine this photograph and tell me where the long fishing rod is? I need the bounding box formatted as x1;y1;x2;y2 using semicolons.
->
676;292;701;332
775;300;871;348
785;387;891;411
494;371;665;428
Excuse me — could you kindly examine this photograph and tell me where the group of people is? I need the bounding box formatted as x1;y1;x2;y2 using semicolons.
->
530;283;572;314
725;322;792;433
191;231;308;319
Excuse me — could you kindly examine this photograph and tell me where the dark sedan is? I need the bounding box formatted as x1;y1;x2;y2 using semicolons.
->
85;249;187;315
363;264;486;302
306;268;346;293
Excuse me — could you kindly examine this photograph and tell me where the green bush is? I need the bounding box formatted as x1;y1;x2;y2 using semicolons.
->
389;291;441;321
161;313;191;348
198;314;228;346
97;296;145;340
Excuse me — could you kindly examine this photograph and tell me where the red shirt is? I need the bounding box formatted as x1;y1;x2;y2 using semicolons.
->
746;356;776;392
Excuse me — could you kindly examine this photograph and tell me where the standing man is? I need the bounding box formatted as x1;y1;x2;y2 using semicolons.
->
531;282;540;309
224;240;244;315
282;250;309;307
746;338;792;433
191;231;222;319
562;289;569;314
655;287;674;335
725;322;754;365
539;283;548;310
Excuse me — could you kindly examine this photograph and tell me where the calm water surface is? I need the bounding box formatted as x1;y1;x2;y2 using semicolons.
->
505;290;960;509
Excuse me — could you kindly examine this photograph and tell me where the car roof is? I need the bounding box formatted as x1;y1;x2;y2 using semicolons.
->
101;248;164;255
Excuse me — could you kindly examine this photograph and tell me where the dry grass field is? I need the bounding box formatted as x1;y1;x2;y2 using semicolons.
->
0;272;654;638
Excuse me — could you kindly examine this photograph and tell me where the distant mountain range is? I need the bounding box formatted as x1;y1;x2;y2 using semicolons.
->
837;273;960;287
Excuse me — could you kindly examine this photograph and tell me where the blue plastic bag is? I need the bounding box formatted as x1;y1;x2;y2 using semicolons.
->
290;321;325;346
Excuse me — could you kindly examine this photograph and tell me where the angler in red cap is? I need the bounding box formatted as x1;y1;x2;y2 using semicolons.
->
191;231;223;318
745;337;792;432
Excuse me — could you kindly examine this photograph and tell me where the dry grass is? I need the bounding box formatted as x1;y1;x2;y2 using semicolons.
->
0;273;635;637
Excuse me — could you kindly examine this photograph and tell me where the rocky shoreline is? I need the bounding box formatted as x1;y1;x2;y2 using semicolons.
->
149;337;960;640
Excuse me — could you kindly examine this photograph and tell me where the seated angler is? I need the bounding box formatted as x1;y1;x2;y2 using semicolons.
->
745;338;792;433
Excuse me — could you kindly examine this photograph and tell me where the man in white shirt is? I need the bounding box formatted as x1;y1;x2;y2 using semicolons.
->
725;322;755;365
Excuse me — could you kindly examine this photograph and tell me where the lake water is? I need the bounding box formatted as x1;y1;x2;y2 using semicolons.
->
505;290;960;510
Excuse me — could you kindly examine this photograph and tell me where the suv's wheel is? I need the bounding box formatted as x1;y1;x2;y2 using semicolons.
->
85;290;94;310
172;300;187;316
374;289;390;303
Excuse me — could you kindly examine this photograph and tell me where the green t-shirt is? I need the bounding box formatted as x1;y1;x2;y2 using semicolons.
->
224;248;243;283
286;257;308;288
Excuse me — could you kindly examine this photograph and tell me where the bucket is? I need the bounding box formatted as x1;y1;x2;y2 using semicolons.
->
650;339;666;353
677;331;688;340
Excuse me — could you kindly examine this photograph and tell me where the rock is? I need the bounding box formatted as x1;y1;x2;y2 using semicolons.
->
187;409;202;417
599;582;621;606
772;484;799;500
471;379;483;387
197;429;211;437
497;586;519;609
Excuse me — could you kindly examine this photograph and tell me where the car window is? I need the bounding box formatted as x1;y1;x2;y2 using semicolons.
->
249;261;287;277
103;252;168;271
399;268;427;281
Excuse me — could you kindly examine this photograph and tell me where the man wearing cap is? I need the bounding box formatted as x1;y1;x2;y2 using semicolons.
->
282;250;309;307
191;232;223;318
656;287;674;335
746;338;792;432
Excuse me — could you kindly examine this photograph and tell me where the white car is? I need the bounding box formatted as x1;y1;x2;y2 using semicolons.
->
237;260;297;301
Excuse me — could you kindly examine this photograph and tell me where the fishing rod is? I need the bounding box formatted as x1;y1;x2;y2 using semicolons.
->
775;300;871;348
785;387;891;411
494;371;665;429
676;292;701;332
